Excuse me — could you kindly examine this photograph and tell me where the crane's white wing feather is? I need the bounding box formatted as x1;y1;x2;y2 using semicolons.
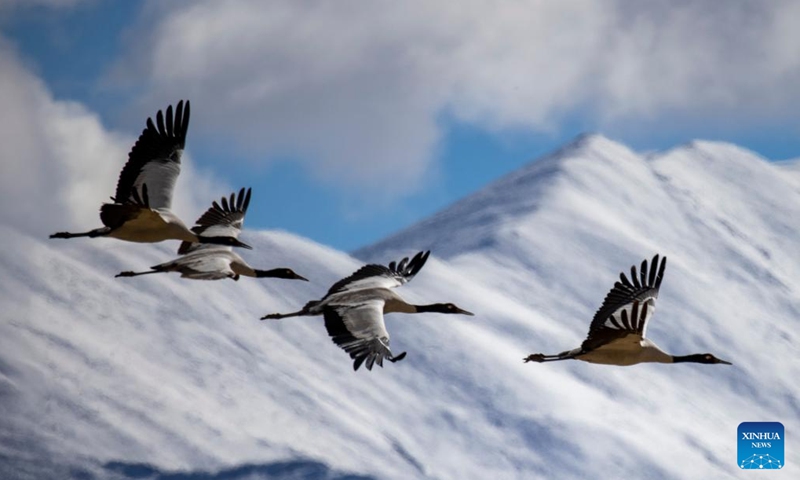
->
580;255;666;352
113;101;190;210
324;251;430;297
323;300;400;371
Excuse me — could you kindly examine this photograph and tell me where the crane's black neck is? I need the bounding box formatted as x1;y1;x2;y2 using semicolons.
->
255;269;287;278
254;268;307;281
198;235;234;245
671;352;732;365
672;354;708;364
414;303;450;314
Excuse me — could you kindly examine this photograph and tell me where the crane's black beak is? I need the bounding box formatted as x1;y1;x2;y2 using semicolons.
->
291;273;309;281
455;307;474;316
717;358;733;365
234;239;253;250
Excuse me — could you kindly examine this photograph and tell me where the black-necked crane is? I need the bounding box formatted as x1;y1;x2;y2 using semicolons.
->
261;251;474;371
524;254;732;366
50;100;250;249
115;187;307;282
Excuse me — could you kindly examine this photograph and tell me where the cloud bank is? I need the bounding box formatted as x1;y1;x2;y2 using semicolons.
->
110;0;800;193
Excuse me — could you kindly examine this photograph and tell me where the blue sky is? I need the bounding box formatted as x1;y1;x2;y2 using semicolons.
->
2;1;799;251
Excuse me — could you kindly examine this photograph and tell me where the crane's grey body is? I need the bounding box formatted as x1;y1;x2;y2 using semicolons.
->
146;248;245;280
525;255;731;367
560;336;672;366
126;248;298;281
102;208;194;243
262;251;473;371
305;288;418;315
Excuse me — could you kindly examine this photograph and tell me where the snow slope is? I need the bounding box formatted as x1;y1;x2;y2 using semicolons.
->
2;135;798;479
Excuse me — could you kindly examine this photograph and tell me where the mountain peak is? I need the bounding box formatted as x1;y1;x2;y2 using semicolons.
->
357;134;647;259
548;133;633;162
568;132;616;148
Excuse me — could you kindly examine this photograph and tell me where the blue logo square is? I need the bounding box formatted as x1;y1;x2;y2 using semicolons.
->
738;422;784;470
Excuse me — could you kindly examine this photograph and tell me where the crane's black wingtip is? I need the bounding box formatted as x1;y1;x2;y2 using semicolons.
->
390;351;408;363
353;357;366;371
405;250;431;276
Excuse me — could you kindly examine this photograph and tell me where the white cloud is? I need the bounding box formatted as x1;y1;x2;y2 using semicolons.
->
0;38;227;237
111;0;800;193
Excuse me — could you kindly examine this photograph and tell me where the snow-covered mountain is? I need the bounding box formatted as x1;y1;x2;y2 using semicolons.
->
2;135;798;479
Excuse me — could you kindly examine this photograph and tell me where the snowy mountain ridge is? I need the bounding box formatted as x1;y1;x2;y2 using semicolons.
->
1;135;798;480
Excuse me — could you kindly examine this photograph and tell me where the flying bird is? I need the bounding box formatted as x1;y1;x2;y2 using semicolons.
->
50;100;250;249
524;254;732;366
261;251;474;371
115;187;307;281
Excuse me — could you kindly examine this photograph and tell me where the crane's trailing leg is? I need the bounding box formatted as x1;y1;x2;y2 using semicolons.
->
261;310;308;320
50;227;109;239
524;351;575;363
115;268;164;278
261;300;319;320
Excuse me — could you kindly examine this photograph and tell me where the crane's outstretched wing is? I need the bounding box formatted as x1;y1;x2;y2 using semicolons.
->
323;301;407;371
113;100;190;209
579;254;667;352
178;187;251;255
324;251;430;298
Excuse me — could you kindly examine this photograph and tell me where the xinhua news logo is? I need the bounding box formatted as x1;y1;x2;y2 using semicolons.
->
738;422;784;470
